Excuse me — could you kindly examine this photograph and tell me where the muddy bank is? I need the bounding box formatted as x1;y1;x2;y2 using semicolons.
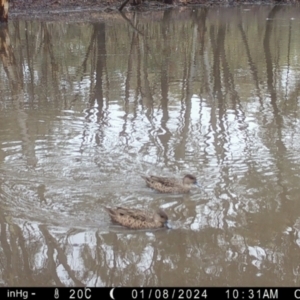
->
9;0;293;21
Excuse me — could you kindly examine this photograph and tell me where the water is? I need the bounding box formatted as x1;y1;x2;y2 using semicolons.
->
0;5;300;286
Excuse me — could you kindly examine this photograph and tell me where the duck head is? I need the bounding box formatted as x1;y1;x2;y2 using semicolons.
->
183;174;201;187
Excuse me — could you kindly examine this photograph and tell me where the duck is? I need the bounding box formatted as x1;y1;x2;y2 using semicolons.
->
141;174;200;193
104;206;169;229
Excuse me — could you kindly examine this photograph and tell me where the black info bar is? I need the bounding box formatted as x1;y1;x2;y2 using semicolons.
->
1;287;299;300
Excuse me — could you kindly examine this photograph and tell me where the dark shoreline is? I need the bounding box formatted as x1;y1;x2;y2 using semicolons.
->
2;0;297;23
9;0;297;19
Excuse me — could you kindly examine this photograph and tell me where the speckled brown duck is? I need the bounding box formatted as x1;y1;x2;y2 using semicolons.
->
104;206;169;229
141;174;200;193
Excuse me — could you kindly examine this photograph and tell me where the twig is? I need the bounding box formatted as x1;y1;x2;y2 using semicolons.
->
119;0;130;11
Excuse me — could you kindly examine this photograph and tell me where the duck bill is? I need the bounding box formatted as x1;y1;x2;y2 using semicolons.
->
195;181;201;188
165;221;172;229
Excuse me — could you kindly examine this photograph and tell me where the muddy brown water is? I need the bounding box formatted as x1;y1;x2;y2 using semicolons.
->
0;5;300;286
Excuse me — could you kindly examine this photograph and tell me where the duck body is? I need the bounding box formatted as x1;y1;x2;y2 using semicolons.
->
104;206;169;229
141;174;200;193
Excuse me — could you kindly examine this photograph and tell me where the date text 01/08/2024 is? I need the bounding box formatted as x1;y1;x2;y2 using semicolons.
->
131;289;207;299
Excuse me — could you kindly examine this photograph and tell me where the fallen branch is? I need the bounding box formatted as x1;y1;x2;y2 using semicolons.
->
119;0;130;11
